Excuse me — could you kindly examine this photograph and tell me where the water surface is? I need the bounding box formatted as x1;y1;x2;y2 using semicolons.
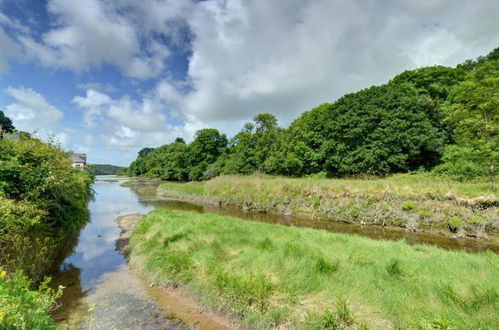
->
51;176;187;329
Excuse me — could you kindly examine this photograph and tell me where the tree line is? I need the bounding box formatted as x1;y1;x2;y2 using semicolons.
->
127;47;498;182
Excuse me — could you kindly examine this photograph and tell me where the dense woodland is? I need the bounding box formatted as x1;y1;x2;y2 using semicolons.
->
86;163;125;176
127;48;498;182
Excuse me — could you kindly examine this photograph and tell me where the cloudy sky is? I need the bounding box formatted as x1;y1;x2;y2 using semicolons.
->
0;0;498;165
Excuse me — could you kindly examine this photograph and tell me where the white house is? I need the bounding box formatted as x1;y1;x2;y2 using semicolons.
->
70;153;87;168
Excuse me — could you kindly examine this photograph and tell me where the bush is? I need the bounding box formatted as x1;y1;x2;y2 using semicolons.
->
0;137;92;233
0;270;61;329
433;145;489;181
0;136;93;326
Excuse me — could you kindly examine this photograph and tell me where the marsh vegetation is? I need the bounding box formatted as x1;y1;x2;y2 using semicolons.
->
130;209;499;329
158;174;498;239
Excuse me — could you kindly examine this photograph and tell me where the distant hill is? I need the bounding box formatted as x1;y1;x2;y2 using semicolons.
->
86;164;125;175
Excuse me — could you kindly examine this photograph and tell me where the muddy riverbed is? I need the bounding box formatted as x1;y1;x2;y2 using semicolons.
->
49;176;498;329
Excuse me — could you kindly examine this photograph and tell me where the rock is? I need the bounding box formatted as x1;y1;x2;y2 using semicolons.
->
115;214;143;257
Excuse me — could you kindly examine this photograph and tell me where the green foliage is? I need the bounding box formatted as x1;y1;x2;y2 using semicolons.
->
212;113;283;176
275;83;447;176
438;57;498;182
0;111;15;134
0;197;47;237
138;147;155;158
0;136;92;327
128;141;190;180
433;145;489;181
0;270;61;329
401;201;416;211
85;163;125;175
127;129;227;181
0;137;92;232
187;128;227;180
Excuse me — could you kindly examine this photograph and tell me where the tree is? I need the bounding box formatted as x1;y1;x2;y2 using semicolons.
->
253;113;278;133
219;113;282;175
138;147;155;158
442;60;498;182
281;85;447;176
175;137;186;144
187;129;228;180
0;111;15;138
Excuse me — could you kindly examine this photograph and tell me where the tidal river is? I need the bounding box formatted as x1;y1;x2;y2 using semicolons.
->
50;175;498;329
50;176;196;329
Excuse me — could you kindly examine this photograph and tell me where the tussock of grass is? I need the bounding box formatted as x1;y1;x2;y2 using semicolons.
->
130;209;499;329
158;174;498;237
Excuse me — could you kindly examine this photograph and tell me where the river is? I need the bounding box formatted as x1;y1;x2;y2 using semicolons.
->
50;175;498;329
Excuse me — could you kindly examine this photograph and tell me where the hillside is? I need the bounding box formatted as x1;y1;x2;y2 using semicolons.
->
86;164;125;175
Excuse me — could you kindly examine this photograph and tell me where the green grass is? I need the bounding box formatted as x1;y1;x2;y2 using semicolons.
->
158;174;498;237
157;181;205;197
161;173;497;200
130;209;499;329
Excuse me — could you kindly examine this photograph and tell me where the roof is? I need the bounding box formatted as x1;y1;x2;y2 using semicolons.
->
70;153;87;163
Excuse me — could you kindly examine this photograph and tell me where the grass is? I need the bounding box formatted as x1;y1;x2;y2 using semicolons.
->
157;174;498;237
130;209;499;329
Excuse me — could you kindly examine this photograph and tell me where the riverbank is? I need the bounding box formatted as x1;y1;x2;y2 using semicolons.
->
0;136;93;328
127;209;499;329
157;174;498;239
116;213;236;330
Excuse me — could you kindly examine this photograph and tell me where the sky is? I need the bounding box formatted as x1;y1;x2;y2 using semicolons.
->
0;0;498;166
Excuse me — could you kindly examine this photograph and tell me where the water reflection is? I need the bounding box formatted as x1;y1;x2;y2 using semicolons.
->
50;177;185;329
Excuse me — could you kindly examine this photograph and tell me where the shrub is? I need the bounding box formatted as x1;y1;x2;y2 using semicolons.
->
447;217;462;233
401;201;417;211
0;270;61;329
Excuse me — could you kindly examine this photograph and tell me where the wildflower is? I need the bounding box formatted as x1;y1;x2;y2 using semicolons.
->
0;311;5;319
0;270;6;279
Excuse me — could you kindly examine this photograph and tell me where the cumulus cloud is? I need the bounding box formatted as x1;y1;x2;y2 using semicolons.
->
0;12;19;74
4;86;63;133
179;0;499;122
76;82;117;94
8;0;499;124
71;84;201;153
18;0;173;79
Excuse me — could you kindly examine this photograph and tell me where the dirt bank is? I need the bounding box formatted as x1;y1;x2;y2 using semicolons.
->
156;182;499;241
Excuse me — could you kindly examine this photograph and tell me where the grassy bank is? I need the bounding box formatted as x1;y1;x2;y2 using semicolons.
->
130;209;499;329
158;174;498;238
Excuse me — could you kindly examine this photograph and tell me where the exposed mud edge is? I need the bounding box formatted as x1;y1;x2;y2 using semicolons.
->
156;188;499;243
115;214;238;330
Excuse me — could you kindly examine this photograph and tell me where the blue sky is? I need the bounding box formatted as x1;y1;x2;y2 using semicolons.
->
1;0;498;166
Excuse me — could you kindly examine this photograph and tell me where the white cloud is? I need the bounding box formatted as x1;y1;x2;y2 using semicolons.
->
179;0;499;123
0;28;18;73
19;0;171;79
4;86;63;133
71;84;201;154
76;82;117;94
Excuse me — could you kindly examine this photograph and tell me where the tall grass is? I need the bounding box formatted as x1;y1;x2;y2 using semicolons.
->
130;209;499;329
204;173;496;201
158;174;498;237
